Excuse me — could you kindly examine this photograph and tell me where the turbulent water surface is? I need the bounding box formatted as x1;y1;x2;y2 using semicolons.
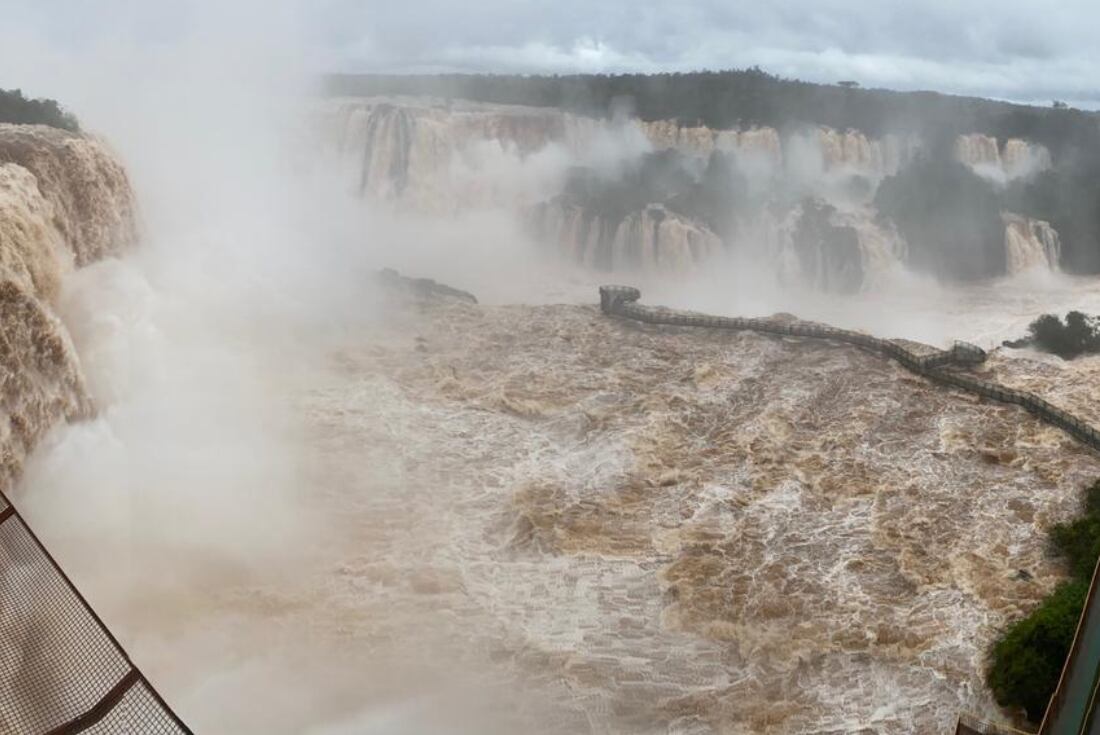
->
7;94;1100;734
20;280;1100;734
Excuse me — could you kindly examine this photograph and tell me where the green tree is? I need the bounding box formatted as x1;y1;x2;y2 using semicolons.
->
988;580;1089;721
1026;311;1100;359
0;88;79;131
988;481;1100;721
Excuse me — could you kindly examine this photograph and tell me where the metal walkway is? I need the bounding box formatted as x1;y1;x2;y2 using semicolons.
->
597;286;1100;735
1037;558;1100;735
0;491;191;734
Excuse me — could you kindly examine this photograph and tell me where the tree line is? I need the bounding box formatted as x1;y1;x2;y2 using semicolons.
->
0;88;79;132
326;69;1099;160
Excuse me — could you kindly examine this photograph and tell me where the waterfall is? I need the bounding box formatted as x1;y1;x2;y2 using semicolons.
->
0;124;136;491
530;200;722;273
763;202;906;292
610;204;723;272
319;97;1064;282
955;134;1051;183
1003;212;1061;273
636;120;783;166
321;97;602;213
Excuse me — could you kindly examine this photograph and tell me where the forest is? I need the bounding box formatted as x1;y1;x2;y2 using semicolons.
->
326;69;1099;158
0;88;79;131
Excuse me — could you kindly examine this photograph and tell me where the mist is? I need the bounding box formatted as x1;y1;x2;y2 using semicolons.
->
0;3;667;732
5;3;1100;734
0;2;555;732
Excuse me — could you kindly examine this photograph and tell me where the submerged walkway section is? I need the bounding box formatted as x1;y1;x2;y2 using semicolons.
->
598;285;1100;735
0;491;191;734
598;285;1100;452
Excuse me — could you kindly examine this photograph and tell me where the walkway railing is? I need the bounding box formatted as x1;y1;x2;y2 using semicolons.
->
600;285;1100;735
598;286;1100;452
956;712;1035;735
1037;551;1100;735
0;490;191;734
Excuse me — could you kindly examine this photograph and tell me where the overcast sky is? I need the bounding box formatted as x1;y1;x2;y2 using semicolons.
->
311;0;1100;108
4;0;1099;110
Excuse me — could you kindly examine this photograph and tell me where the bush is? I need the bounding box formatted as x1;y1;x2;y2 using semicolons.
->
1026;311;1100;359
987;480;1100;721
988;580;1089;721
0;88;79;131
1050;482;1100;579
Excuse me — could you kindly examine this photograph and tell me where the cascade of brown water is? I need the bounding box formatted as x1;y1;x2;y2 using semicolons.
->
0;124;136;491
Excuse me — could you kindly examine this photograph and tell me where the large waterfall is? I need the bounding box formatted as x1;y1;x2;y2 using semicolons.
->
0;124;136;491
320;97;602;213
321;97;1064;287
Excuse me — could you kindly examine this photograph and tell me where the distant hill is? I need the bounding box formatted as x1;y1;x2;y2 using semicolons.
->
325;69;1099;163
0;88;79;132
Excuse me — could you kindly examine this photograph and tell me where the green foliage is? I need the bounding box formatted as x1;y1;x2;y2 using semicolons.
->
326;69;1100;153
559;150;692;226
987;481;1100;722
0;88;79;131
668;151;750;239
1051;482;1100;578
791;199;862;293
874;153;1006;280
1026;312;1100;359
988;580;1089;722
1008;163;1100;273
557;148;750;261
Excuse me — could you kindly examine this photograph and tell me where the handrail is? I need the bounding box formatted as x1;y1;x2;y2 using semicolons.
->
598;286;1100;452
599;285;1100;735
956;712;1035;735
0;490;192;734
1037;553;1100;734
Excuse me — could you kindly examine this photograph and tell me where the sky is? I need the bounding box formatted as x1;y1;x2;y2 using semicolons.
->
2;0;1099;110
317;0;1100;109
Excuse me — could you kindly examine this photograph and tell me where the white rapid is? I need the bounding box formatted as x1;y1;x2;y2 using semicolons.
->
6;92;1088;733
11;159;1100;734
23;279;1097;735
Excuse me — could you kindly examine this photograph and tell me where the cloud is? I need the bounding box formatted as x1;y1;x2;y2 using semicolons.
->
1;1;1098;109
315;0;1100;108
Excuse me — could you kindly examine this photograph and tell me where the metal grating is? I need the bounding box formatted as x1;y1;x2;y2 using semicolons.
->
79;679;189;735
0;491;191;734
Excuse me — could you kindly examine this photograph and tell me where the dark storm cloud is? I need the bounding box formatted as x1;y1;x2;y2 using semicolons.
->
312;0;1100;108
